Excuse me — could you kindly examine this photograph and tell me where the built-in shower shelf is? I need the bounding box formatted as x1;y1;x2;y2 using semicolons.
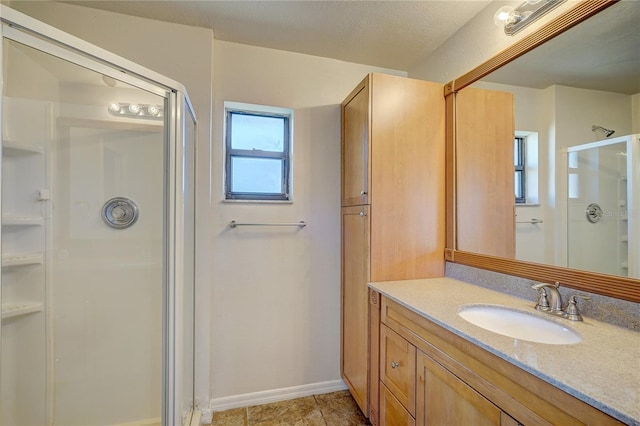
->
1;303;43;320
2;216;44;226
621;235;628;242
1;253;44;268
2;140;44;156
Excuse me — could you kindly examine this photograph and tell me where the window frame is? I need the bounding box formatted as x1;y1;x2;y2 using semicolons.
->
223;102;293;202
514;136;526;204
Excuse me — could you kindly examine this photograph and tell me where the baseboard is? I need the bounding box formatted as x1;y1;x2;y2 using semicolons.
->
199;407;212;425
189;409;202;426
208;379;348;414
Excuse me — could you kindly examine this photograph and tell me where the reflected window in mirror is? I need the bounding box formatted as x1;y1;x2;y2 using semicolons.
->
514;132;539;205
514;136;525;203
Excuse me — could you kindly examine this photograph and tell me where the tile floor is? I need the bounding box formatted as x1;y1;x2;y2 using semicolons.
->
210;390;371;426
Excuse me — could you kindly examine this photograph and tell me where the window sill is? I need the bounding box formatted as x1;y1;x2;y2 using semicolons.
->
515;203;540;207
223;199;294;204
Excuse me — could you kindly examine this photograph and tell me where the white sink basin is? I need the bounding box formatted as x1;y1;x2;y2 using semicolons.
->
458;305;582;345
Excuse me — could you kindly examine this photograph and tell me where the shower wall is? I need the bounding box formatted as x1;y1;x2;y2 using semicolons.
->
52;124;163;424
2;35;166;425
1;98;49;426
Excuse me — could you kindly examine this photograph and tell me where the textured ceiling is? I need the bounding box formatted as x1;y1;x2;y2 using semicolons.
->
60;0;492;71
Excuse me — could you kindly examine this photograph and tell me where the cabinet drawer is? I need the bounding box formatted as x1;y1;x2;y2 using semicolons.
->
380;324;416;416
380;382;415;426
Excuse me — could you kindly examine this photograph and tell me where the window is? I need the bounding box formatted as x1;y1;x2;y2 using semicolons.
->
514;136;526;203
224;102;293;201
513;131;539;205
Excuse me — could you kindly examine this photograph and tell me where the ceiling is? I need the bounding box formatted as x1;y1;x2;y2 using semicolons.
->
60;0;492;71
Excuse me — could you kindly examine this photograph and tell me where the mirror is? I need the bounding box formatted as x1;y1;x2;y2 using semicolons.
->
448;0;640;302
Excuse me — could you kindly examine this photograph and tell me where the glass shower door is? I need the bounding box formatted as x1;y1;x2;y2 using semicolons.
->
567;139;629;277
1;38;166;425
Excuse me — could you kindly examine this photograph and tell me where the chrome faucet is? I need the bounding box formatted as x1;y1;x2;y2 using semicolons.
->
531;282;564;316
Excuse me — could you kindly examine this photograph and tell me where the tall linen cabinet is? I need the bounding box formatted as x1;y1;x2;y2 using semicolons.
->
340;73;445;423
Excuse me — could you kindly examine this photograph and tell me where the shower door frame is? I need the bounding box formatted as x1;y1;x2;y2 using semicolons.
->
0;5;196;425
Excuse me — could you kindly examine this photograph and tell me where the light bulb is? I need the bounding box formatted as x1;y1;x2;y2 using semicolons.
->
148;105;160;116
494;6;514;26
108;102;121;113
507;10;524;25
128;104;141;114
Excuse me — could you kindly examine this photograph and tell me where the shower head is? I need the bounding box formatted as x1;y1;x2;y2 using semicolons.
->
592;125;615;138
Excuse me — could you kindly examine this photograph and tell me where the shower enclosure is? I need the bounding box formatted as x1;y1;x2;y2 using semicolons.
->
0;6;196;426
567;134;639;278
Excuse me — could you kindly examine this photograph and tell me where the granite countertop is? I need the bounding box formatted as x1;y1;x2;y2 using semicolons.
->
369;277;640;425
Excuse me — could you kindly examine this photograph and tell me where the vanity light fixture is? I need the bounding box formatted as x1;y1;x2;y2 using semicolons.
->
494;0;566;36
107;102;163;120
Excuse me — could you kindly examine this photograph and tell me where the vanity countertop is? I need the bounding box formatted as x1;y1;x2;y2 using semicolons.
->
369;277;640;425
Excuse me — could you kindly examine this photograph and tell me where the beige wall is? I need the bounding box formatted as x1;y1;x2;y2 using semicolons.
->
8;0;215;414
210;40;404;407
633;93;640;134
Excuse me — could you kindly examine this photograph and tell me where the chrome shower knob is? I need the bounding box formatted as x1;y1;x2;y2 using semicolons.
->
102;197;139;229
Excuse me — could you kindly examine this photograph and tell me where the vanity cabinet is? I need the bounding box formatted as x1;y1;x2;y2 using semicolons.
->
341;73;445;420
380;323;513;426
374;292;623;426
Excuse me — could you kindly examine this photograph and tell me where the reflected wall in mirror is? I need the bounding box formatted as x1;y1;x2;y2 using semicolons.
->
454;0;639;282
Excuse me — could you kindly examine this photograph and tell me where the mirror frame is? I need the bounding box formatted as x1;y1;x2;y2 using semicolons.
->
444;0;640;303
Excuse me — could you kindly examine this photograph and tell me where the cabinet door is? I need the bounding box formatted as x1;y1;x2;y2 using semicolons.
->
416;351;502;426
342;77;370;206
380;325;416;416
341;205;370;414
380;383;416;426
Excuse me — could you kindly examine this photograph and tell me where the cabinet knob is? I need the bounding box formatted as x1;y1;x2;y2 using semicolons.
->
359;211;367;217
360;190;367;196
391;361;399;369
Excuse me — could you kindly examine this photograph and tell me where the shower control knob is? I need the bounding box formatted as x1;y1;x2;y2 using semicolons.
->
102;197;139;229
111;206;126;220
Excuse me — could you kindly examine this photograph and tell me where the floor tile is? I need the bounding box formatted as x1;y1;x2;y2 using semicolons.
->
247;396;324;426
209;390;369;426
315;391;371;426
212;407;247;426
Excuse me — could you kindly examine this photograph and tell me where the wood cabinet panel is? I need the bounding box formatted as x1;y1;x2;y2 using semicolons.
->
341;205;371;413
369;73;445;282
342;79;370;207
416;350;501;426
369;290;381;425
456;87;515;258
380;383;416;426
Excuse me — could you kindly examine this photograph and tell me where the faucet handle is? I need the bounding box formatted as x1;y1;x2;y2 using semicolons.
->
564;294;592;321
534;287;551;311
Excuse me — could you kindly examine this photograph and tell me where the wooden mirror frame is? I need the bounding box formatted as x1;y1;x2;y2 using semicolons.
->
444;0;640;303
